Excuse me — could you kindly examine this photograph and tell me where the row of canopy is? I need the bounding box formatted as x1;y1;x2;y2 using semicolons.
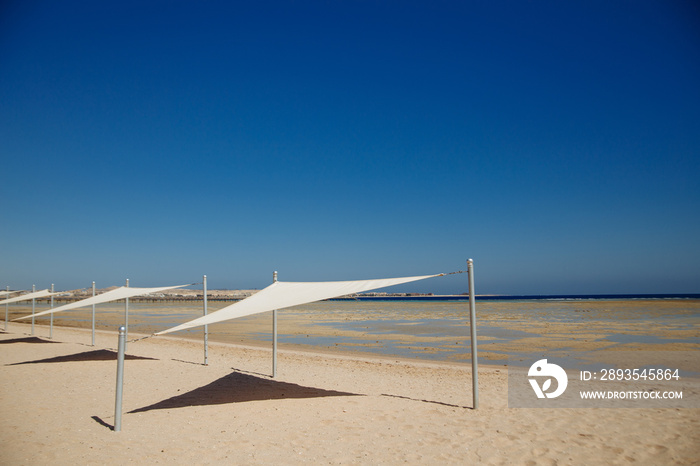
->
2;273;445;335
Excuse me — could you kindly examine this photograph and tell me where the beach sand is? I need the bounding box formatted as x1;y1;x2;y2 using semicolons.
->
1;321;699;465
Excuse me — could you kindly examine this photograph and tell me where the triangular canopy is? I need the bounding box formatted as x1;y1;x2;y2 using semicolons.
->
157;273;442;336
14;284;191;321
0;289;60;305
0;290;20;297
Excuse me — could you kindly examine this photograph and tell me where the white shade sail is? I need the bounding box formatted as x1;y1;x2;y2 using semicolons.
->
157;273;442;336
0;289;59;305
14;284;191;321
0;290;20;297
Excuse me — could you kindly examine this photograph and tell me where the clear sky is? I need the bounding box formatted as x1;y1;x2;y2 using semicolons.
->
1;1;699;295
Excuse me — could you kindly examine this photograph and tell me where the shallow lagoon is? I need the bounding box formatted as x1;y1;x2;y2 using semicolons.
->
8;298;699;370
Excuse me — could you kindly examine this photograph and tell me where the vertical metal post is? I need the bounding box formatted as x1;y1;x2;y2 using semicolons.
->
203;275;208;366
467;259;479;409
272;270;278;378
5;286;9;331
92;281;96;346
124;278;129;351
114;326;126;432
31;284;36;335
49;284;54;339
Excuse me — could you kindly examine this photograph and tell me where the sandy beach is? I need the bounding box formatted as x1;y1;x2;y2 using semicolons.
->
1;320;699;465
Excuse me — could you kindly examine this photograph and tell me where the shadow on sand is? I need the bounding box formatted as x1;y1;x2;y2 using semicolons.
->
129;370;361;414
6;349;158;365
381;393;471;409
91;415;115;431
0;336;60;345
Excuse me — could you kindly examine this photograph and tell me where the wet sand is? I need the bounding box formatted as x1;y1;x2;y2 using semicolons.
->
7;298;698;365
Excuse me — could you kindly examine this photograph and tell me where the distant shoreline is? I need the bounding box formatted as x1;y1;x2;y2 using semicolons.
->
13;291;700;304
328;293;700;301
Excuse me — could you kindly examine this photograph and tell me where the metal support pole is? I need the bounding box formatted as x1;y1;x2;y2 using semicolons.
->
124;279;129;352
31;284;36;335
49;284;54;339
5;285;9;331
92;281;96;346
467;259;479;409
272;271;278;378
203;275;208;366
114;326;126;432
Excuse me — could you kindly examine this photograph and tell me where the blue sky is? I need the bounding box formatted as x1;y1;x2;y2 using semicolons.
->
1;1;699;294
